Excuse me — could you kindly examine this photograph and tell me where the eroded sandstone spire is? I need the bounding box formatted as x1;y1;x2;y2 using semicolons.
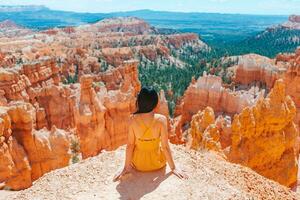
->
187;79;299;188
229;79;298;187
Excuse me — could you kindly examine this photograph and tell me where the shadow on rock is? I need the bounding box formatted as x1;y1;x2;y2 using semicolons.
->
116;167;171;200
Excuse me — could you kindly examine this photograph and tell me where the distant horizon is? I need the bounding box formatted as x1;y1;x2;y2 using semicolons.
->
0;0;299;15
0;5;293;17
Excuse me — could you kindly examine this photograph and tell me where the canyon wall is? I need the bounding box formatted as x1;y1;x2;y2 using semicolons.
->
187;79;299;188
0;57;172;190
188;107;232;151
0;20;32;38
0;57;72;190
229;79;298;187
0;17;193;190
1;16;299;192
0;101;71;190
233;54;281;88
232;49;300;125
175;50;300;188
172;72;263;143
0;17;209;78
282;15;300;30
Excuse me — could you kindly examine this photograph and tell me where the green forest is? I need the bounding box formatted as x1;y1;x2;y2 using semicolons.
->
138;49;237;115
212;28;300;58
139;28;300;115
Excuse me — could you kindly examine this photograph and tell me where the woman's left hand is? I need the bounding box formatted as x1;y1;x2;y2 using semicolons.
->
172;167;188;179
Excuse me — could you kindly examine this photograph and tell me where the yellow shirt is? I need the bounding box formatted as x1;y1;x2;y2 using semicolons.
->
132;118;166;172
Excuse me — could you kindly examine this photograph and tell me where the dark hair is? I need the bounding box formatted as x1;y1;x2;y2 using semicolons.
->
134;87;158;114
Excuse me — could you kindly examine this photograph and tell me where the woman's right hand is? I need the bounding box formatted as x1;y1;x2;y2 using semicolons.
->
113;166;133;182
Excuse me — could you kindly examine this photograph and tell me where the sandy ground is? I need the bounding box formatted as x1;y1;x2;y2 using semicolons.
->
1;145;299;200
0;191;13;200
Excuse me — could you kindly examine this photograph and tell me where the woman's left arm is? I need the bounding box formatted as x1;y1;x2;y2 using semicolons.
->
124;121;135;170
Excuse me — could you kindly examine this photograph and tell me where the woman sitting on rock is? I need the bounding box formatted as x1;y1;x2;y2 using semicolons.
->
113;87;187;181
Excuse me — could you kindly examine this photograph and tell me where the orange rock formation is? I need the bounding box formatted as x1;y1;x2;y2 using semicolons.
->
75;75;108;158
1;15;299;193
232;49;300;126
281;15;300;30
0;55;171;190
188;107;232;151
233;54;281;88
187;79;299;188
173;72;263;142
229;79;299;187
0;108;31;190
0;101;71;190
0;20;32;37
